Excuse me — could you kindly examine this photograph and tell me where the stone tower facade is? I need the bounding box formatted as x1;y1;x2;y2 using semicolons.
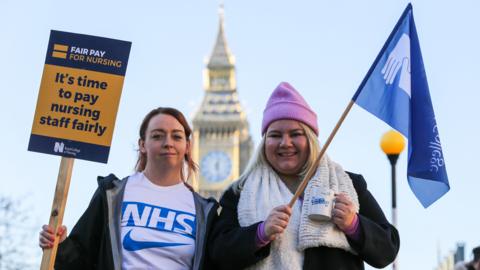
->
192;9;253;199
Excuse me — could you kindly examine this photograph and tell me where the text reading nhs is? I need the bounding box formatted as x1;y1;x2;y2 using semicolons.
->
122;202;196;239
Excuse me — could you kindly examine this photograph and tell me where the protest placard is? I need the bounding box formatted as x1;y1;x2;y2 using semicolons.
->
30;30;131;270
29;30;131;163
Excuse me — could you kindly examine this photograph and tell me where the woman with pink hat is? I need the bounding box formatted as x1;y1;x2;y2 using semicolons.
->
208;82;399;269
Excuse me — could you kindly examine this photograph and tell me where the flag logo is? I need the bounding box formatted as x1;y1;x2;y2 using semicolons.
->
381;33;411;96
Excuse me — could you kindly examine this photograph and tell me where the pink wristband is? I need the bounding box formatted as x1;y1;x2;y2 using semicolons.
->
255;221;271;247
343;213;359;236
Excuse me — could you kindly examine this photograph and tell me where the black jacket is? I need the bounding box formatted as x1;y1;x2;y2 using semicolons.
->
55;174;219;270
208;172;400;270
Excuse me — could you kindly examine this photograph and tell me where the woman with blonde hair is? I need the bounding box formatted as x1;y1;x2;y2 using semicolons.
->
208;82;399;270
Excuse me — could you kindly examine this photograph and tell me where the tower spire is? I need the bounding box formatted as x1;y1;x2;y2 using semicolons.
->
219;1;225;24
207;3;234;69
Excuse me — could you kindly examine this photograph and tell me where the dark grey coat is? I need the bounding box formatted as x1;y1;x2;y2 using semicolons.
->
55;174;218;270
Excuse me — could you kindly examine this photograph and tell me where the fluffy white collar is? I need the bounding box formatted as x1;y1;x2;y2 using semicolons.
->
237;156;359;270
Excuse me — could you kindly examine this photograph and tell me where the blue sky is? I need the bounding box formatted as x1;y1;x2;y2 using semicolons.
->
1;1;479;269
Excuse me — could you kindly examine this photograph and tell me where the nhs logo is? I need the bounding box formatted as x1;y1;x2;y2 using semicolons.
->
54;142;64;153
311;197;327;205
121;202;196;239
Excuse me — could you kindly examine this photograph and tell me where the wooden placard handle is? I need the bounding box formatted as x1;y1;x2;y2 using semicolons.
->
40;157;74;270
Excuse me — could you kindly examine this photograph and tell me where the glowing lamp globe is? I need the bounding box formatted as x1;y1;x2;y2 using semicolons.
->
380;130;405;155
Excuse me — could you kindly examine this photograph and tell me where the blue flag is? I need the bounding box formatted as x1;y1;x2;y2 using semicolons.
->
352;4;449;208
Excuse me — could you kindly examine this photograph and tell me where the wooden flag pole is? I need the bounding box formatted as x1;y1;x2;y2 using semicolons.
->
40;157;74;270
288;100;355;208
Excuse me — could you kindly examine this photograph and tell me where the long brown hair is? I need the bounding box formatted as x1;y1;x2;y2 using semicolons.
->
135;107;198;181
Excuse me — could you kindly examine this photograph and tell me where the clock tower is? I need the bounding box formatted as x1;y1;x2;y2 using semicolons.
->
192;8;253;199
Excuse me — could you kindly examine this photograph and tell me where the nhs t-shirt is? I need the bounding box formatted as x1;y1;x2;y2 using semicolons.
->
121;172;196;270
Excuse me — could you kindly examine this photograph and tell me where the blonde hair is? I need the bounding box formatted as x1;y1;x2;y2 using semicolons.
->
233;122;321;192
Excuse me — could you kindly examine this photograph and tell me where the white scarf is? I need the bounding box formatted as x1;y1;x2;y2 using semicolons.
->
237;155;359;270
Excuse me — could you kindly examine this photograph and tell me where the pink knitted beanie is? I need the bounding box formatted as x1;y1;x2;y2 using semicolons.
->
262;82;318;135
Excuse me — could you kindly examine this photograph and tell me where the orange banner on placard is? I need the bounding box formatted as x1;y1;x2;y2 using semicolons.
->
31;64;124;146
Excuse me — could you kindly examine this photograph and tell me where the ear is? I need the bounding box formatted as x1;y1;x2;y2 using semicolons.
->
185;140;191;159
139;138;146;154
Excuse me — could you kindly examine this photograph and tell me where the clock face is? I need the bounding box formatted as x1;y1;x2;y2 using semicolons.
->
212;76;228;87
200;151;232;183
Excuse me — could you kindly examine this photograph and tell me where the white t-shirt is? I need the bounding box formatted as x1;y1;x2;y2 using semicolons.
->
121;172;196;270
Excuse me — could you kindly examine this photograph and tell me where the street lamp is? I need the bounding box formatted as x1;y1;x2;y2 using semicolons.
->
380;130;405;270
380;130;405;227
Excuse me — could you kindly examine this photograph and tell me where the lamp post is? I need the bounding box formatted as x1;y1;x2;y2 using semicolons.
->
380;130;405;270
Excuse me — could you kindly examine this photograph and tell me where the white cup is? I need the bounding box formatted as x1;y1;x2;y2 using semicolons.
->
308;188;335;221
